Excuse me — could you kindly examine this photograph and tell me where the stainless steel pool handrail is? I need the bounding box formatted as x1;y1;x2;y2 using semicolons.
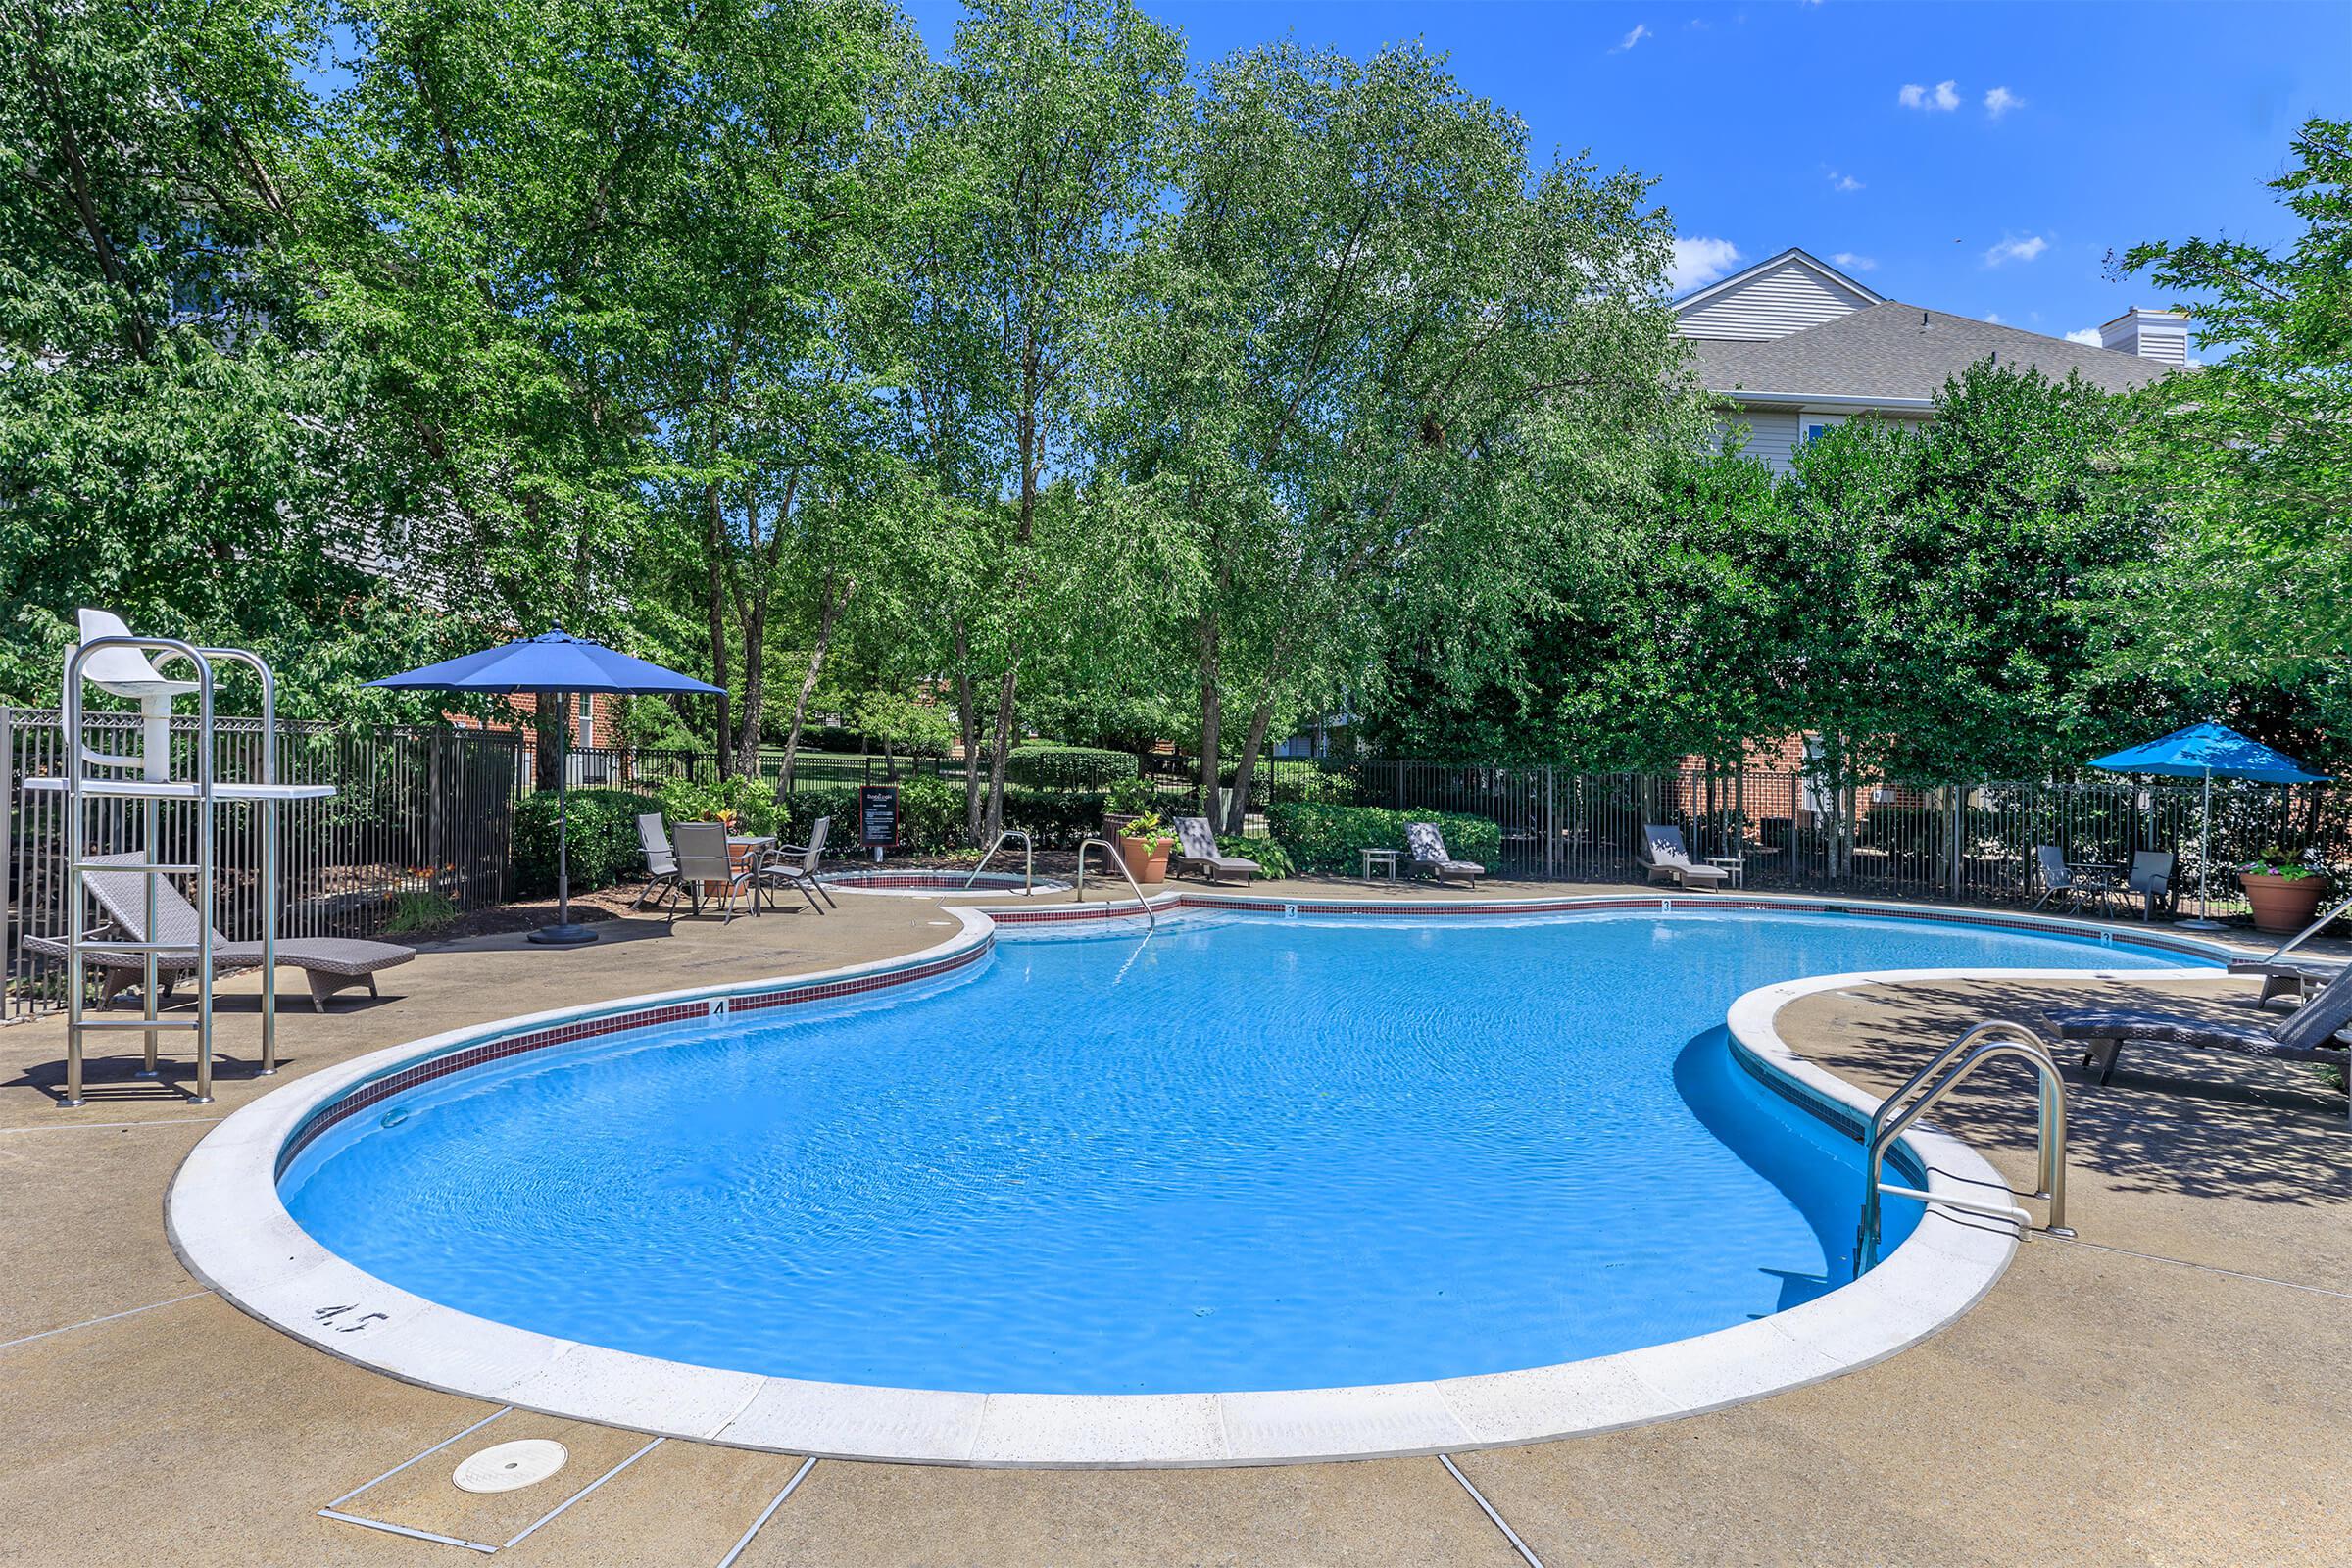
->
1854;1020;2071;1277
964;829;1034;894
1074;836;1156;929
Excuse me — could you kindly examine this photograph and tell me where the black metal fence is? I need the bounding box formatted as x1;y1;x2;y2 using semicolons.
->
1133;754;2342;916
4;709;518;1019
12;716;2342;1020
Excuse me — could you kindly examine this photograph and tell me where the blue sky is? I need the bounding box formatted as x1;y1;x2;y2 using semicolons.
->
904;0;2349;346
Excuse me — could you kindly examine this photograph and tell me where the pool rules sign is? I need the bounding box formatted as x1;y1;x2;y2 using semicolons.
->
858;784;899;861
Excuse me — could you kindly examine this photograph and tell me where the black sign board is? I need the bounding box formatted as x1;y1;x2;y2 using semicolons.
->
858;784;900;848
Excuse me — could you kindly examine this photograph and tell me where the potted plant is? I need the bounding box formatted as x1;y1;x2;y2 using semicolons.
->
1116;812;1176;885
2238;850;2329;934
1102;776;1158;839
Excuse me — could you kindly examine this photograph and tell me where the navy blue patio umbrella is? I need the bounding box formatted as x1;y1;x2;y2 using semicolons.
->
369;629;723;946
2089;722;2328;927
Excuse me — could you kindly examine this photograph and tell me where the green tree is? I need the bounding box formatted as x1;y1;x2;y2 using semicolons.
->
0;0;449;711
2104;117;2352;680
1100;40;1698;827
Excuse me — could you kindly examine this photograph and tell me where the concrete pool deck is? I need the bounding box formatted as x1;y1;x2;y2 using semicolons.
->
3;877;2346;1564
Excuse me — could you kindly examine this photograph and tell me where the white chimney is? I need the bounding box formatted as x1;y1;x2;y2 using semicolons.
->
2098;307;2190;366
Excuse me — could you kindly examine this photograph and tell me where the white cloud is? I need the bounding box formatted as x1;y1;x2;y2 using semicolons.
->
1669;237;1742;293
1984;312;2004;324
1983;86;2026;119
1827;171;1864;192
1613;24;1651;51
1899;80;1961;112
1830;252;1878;272
1983;234;2048;267
2065;327;2102;346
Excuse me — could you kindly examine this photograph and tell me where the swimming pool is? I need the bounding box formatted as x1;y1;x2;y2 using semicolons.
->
275;907;2197;1400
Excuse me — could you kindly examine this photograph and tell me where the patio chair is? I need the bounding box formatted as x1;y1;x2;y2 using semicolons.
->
2030;846;2080;911
756;816;835;914
1639;825;1730;891
632;813;683;911
2044;970;2352;1122
1404;822;1485;888
22;853;413;1011
2124;850;2177;922
1172;816;1259;885
671;821;754;924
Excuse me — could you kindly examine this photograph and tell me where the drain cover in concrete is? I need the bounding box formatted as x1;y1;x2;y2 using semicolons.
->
452;1439;569;1494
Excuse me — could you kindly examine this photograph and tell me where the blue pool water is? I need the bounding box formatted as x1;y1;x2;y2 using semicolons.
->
281;910;2197;1394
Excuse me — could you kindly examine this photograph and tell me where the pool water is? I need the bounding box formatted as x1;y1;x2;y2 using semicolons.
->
281;910;2196;1395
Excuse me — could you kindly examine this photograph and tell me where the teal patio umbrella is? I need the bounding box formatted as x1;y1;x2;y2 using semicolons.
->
2089;722;2328;928
369;629;723;946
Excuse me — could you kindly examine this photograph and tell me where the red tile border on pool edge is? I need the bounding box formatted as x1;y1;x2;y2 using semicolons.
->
275;935;994;1174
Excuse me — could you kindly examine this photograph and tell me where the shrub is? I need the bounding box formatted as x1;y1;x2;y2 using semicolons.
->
1223;834;1295;879
1102;775;1161;814
514;788;657;897
1006;744;1140;790
1265;803;1503;876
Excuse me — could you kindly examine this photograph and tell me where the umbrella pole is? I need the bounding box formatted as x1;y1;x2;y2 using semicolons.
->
2180;765;2224;930
531;691;598;945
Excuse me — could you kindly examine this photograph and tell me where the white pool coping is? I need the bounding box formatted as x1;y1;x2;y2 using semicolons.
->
167;896;2231;1467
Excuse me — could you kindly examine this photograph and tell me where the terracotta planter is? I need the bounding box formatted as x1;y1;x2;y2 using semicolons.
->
1117;835;1171;885
2239;872;2328;934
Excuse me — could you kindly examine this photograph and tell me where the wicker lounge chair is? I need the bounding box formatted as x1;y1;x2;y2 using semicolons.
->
2044;972;2352;1119
24;852;413;1011
2225;891;2352;1007
1404;822;1484;888
632;812;684;911
1172;816;1258;885
1639;825;1730;891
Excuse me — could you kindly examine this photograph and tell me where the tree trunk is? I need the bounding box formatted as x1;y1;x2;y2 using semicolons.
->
952;617;983;844
1197;613;1222;823
734;597;765;778
984;665;1017;842
773;573;852;802
533;693;568;793
702;482;732;775
1225;694;1279;836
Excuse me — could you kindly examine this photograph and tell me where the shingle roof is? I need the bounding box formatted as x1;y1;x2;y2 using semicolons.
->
1685;302;2180;402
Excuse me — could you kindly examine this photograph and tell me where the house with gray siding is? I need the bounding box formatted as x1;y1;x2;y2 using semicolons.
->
1675;248;2186;470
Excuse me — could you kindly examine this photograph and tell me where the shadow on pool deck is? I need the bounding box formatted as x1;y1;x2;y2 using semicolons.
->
1;889;2347;1565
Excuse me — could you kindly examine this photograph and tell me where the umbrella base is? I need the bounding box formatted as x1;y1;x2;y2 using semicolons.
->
527;922;600;947
2174;917;2227;931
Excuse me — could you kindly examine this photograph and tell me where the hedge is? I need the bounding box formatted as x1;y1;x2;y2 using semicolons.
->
1005;744;1140;790
1264;803;1502;876
645;773;1110;854
514;788;661;897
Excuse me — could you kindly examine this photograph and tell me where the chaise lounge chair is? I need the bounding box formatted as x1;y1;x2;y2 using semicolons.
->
24;853;414;1011
2043;971;2352;1121
2225;890;2352;1007
1172;816;1259;885
1404;822;1484;888
1639;825;1730;891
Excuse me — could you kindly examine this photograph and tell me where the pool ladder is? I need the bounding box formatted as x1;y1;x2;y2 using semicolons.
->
1074;836;1156;929
963;829;1035;893
1854;1021;2072;1277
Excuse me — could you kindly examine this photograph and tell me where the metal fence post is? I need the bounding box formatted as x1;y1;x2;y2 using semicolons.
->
1949;784;1964;902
